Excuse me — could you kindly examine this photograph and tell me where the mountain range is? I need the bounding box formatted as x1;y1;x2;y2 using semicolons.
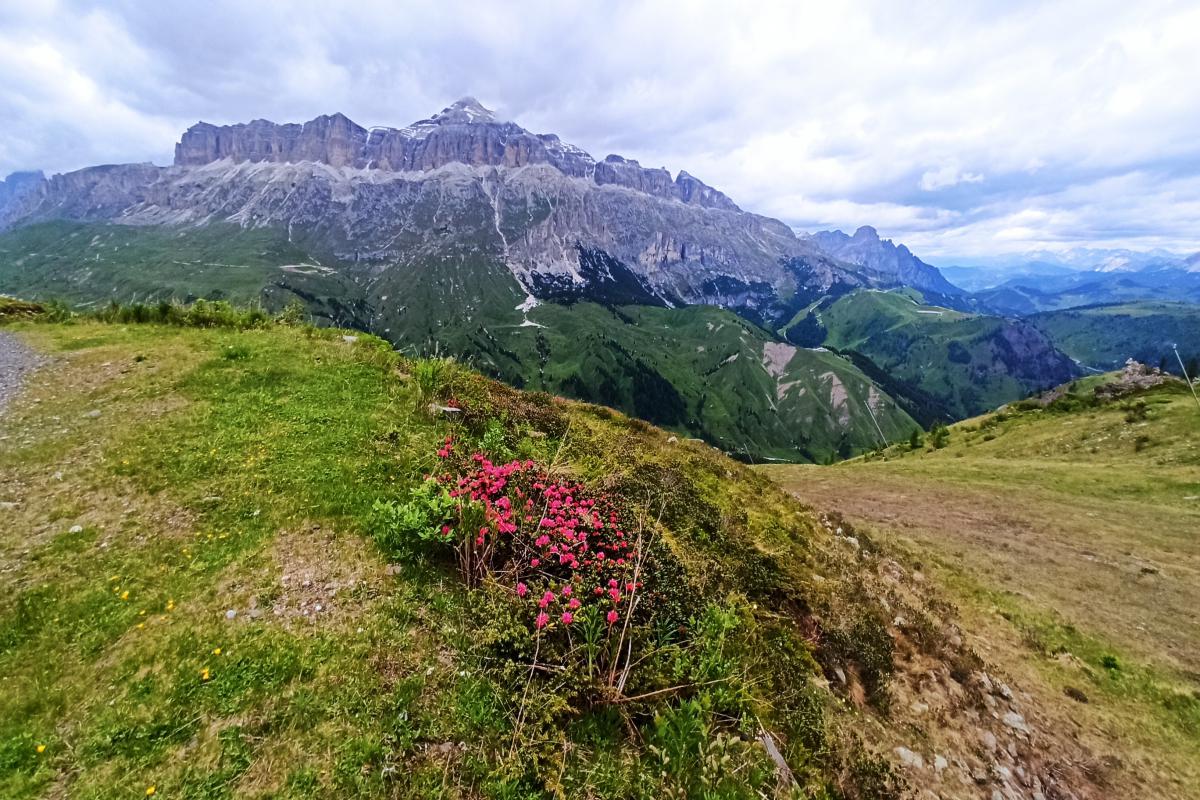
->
1;97;1195;458
941;247;1200;313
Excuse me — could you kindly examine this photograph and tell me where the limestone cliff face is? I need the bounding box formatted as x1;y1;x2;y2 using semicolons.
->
175;113;368;168
0;171;47;229
171;98;739;212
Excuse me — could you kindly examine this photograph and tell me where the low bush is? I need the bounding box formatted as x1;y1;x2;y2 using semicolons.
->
378;441;649;692
0;296;70;323
371;438;824;794
928;422;950;449
94;299;275;329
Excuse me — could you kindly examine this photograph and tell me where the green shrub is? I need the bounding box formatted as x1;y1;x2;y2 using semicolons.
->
480;417;514;461
928;422;949;449
844;744;905;800
411;357;457;407
1124;400;1148;423
822;608;895;709
648;699;772;800
371;480;458;557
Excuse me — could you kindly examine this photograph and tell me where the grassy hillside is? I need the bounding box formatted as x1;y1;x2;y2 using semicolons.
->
817;289;1078;420
0;221;318;306
763;375;1200;799
451;302;915;462
1029;301;1200;371
0;311;1120;799
0;223;916;462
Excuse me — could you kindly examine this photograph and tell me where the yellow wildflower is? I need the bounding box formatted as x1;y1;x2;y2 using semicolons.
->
212;647;222;656
36;744;45;753
120;591;130;601
201;668;211;681
146;787;156;796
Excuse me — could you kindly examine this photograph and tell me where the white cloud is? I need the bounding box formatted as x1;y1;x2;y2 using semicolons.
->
1;0;1198;257
919;166;985;192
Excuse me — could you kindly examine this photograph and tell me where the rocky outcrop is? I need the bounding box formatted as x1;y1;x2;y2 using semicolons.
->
175;113;369;168
0;171;47;229
808;225;962;297
1094;359;1175;400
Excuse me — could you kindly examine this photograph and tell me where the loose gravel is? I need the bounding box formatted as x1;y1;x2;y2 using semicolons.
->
0;331;44;415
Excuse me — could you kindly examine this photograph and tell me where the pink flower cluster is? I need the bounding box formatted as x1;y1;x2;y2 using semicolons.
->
431;442;641;634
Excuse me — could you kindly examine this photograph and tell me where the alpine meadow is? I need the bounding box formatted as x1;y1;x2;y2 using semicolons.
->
1;3;1199;799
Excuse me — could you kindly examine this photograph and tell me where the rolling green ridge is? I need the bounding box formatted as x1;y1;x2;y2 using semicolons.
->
1028;301;1200;371
450;302;915;462
816;289;1077;420
764;373;1200;799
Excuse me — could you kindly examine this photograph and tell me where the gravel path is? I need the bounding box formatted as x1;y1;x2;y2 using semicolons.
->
0;331;45;415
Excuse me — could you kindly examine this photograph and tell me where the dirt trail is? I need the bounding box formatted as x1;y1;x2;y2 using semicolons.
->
0;331;45;414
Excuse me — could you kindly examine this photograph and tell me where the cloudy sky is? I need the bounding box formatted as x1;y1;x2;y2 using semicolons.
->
2;0;1198;260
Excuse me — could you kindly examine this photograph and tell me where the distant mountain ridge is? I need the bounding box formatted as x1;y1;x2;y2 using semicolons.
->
173;98;741;212
806;225;964;299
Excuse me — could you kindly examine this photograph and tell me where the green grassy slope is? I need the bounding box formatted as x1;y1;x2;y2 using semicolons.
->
0;223;916;462
0;315;1064;799
763;376;1200;798
0;221;319;306
1029;301;1200;371
452;302;915;462
818;289;1078;420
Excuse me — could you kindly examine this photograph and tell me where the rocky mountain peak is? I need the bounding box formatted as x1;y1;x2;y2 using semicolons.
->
810;227;962;297
432;96;497;124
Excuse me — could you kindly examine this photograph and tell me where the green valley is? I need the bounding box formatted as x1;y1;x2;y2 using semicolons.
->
1028;301;1200;371
811;289;1077;421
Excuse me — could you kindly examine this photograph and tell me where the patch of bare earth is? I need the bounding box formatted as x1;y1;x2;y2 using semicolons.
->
214;524;387;629
0;339;198;577
778;468;1200;675
777;471;1200;799
815;513;1110;800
